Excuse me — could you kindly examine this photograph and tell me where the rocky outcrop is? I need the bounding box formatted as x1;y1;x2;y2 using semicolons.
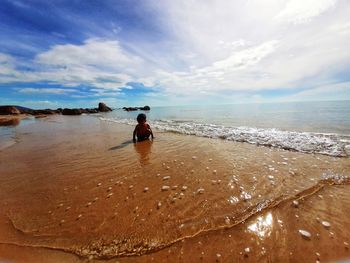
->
0;106;21;115
0;102;113;118
62;108;83;115
140;105;150;111
123;105;151;111
98;102;112;112
123;107;138;111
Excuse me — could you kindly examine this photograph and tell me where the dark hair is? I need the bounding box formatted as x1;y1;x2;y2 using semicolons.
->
137;113;147;123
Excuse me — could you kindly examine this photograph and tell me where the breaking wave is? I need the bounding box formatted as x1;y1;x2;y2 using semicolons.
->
99;117;350;157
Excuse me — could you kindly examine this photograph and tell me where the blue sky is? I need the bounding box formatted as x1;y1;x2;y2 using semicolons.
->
0;0;349;108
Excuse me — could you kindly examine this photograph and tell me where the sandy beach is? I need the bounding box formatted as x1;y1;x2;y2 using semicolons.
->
0;115;349;262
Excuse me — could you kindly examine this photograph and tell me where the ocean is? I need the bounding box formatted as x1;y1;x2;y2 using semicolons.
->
99;100;350;157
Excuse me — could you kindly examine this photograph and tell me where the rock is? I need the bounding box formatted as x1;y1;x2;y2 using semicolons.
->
0;106;21;115
62;108;82;115
197;188;205;194
140;105;151;111
0;116;21;126
31;109;58;115
292;200;299;208
321;221;331;228
298;229;311;239
161;185;170;191
123;107;138;111
98;102;112;112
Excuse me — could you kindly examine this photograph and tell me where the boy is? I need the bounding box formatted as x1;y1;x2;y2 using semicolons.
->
133;113;154;142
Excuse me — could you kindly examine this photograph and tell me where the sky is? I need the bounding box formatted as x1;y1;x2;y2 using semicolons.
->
0;0;349;108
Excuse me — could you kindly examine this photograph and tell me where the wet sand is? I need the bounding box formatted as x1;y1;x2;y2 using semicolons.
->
0;115;349;262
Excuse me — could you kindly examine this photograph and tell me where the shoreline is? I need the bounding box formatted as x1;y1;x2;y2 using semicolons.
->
0;115;349;262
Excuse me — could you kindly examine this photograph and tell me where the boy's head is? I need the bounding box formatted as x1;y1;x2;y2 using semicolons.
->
137;113;147;124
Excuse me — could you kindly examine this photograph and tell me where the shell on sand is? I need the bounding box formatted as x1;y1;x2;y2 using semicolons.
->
197;188;205;194
298;229;311;239
321;221;331;228
161;185;170;191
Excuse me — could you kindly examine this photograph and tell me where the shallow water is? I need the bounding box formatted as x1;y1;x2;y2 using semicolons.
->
101;101;350;157
0;115;349;262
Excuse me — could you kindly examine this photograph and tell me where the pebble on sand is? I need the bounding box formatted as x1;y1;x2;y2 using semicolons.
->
144;187;149;192
60;219;65;224
298;229;311;239
213;170;217;174
292;200;299;208
157;201;162;209
197;188;205;194
192;156;197;159
162;185;170;191
107;193;113;198
163;176;171;180
77;214;82;220
181;185;188;191
97;183;102;186
321;221;331;228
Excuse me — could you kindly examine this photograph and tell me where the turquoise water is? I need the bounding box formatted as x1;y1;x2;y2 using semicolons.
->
111;101;350;134
101;101;350;157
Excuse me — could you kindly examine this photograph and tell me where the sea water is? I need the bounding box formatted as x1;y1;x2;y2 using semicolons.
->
100;100;350;157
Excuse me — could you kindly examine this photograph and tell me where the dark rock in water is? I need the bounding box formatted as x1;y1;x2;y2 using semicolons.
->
98;102;112;112
140;105;151;111
124;107;138;111
123;105;151;111
62;108;82;115
31;109;58;115
88;108;99;114
0;106;21;115
0;102;112;116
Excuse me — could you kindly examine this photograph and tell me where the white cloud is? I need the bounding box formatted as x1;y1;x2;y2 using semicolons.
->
276;0;336;24
0;53;16;75
16;88;77;94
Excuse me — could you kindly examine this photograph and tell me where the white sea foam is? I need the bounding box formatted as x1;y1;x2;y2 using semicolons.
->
99;117;350;157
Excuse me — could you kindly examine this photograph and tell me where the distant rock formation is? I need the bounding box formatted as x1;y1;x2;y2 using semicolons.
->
0;102;113;117
98;102;112;112
123;105;151;111
62;108;83;115
0;106;21;115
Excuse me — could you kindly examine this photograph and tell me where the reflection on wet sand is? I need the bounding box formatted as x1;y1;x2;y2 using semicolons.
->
133;140;153;165
248;212;273;239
